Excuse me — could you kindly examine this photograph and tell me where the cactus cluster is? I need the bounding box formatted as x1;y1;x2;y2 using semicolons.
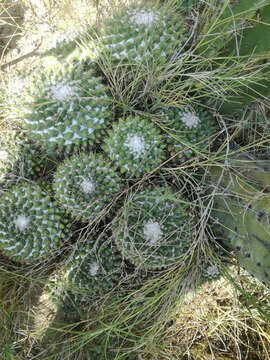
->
103;116;166;179
53;152;123;222
2;0;270;315
114;187;194;270
100;1;187;67
22;63;112;155
0;183;68;263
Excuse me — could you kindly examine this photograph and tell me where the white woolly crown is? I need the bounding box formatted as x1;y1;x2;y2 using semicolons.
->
89;262;99;276
80;178;95;194
181;111;200;128
130;10;160;26
143;220;163;245
14;214;30;232
49;82;76;100
125;134;146;158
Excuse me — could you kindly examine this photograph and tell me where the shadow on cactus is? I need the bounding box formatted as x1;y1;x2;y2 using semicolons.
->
0;183;69;263
55;237;123;317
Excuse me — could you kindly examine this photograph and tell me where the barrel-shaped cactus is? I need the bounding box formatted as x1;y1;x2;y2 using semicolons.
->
0;183;68;263
22;63;112;155
103;116;166;179
63;238;123;306
99;1;187;67
114;186;195;270
154;105;216;161
0;131;56;186
53;152;123;222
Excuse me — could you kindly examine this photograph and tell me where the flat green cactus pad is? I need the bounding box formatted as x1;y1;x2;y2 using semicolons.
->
0;183;68;263
154;105;216;161
208;162;270;286
53;152;123;222
114;187;194;270
21;63;112;155
100;1;187;67
212;194;270;286
103;116;166;179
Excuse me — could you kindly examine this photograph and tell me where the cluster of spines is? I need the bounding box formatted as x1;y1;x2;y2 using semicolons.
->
53;152;123;222
0;183;68;263
103;115;166;178
22;62;112;155
114;186;194;270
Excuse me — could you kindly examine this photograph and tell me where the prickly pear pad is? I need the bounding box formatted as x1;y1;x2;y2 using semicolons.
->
212;190;270;287
103;116;166;179
154;106;216;161
114;187;194;270
22;63;112;155
53;152;123;222
100;1;187;67
64;239;123;306
0;183;68;263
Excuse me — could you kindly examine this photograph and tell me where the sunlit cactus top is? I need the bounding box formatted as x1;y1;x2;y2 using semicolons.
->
114;186;195;269
103;115;166;179
21;63;112;155
0;183;68;263
100;1;187;66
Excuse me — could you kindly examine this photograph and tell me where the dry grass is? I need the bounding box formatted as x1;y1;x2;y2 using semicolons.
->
140;268;270;360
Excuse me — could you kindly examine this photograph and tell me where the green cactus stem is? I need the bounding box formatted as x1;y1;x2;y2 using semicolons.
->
99;1;187;67
114;186;195;270
153;105;216;161
53;152;123;222
0;183;68;263
21;62;112;155
208;156;270;286
63;238;123;307
102;115;166;179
